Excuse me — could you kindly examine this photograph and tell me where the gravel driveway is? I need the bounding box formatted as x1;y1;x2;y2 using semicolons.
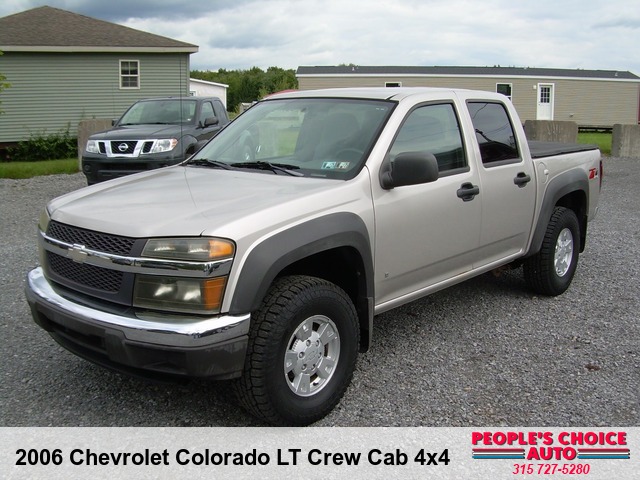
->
1;158;638;427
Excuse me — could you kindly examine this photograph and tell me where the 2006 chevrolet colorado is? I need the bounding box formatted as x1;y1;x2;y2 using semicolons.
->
26;88;602;425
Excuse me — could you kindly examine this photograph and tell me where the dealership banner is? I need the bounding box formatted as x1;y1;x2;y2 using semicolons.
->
1;427;636;479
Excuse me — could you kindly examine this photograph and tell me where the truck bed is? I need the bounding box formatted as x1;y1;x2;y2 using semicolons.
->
528;140;599;159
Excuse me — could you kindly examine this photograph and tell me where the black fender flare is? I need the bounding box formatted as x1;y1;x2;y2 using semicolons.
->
179;134;199;156
228;212;374;343
527;168;589;257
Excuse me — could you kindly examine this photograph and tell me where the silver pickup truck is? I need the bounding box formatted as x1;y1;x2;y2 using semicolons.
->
26;88;602;426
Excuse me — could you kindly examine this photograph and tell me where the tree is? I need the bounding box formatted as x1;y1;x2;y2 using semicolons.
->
190;66;298;112
0;51;11;114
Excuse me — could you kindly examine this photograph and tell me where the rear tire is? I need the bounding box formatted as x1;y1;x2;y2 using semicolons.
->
524;206;580;296
234;275;359;426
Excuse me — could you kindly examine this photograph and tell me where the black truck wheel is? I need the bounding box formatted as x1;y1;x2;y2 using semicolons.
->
234;275;359;426
524;206;581;296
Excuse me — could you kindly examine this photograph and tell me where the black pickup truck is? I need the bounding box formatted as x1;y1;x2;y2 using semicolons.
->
81;97;230;184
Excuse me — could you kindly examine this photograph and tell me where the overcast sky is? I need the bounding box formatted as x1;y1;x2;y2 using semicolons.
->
2;0;639;74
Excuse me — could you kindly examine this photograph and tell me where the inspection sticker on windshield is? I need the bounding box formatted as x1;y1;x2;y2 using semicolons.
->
321;161;350;170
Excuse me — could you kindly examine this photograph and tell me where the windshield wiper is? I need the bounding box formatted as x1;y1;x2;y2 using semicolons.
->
186;158;235;170
233;161;303;176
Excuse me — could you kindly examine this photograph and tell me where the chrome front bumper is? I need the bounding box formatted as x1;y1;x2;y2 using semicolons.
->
25;267;250;379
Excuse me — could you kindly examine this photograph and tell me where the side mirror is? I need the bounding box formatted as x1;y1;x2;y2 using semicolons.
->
111;119;118;126
201;117;219;128
380;152;439;189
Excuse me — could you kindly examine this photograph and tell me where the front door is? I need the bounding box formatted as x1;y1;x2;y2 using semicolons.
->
537;83;554;120
373;102;482;309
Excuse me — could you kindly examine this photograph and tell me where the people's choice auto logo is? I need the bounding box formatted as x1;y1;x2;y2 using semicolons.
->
472;430;630;475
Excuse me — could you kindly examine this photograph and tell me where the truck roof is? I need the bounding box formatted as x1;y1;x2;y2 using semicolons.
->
264;86;473;102
134;96;222;102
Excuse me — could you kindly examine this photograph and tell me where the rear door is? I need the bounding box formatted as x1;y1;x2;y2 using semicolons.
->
465;100;537;266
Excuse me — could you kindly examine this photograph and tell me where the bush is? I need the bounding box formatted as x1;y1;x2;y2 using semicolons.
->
7;126;77;162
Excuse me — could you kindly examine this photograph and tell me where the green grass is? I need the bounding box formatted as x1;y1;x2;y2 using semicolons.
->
0;158;79;179
578;132;612;156
0;132;613;179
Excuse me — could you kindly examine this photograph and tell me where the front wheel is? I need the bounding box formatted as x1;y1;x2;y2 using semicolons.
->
234;275;359;426
524;206;581;296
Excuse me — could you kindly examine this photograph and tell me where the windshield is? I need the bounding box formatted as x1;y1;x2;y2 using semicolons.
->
118;99;197;125
190;97;394;179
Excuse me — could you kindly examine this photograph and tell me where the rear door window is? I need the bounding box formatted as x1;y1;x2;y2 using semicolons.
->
467;102;520;166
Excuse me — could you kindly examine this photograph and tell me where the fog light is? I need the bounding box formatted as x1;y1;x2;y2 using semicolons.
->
133;275;227;314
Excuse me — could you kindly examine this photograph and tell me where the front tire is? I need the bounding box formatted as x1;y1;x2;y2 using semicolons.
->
234;275;359;426
524;206;581;296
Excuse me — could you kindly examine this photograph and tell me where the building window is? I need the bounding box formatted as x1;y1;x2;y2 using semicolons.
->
120;60;140;89
496;83;512;100
539;85;551;103
385;82;402;87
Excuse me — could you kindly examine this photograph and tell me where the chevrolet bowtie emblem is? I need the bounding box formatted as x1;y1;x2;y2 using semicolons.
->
68;244;89;263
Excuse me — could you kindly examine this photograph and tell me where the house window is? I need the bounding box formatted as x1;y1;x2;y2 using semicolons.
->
120;60;140;89
496;83;512;100
385;82;402;87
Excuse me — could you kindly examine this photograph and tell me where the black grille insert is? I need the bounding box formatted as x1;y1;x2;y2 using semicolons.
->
110;140;137;154
48;252;123;292
47;221;135;256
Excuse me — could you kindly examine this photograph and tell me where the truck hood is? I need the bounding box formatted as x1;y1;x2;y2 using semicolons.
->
48;166;355;239
90;124;195;140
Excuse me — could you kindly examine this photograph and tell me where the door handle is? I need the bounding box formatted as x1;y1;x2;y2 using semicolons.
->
514;172;531;187
457;182;480;202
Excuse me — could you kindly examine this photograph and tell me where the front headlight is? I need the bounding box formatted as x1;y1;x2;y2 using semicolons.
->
147;138;178;154
38;208;50;233
135;237;235;314
85;139;100;153
142;237;234;261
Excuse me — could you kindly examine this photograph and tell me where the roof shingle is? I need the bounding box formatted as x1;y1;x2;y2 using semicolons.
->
297;65;639;81
0;6;197;52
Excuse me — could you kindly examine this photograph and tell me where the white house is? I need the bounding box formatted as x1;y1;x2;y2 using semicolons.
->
189;78;229;109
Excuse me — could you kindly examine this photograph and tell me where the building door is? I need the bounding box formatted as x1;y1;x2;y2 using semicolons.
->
537;83;554;120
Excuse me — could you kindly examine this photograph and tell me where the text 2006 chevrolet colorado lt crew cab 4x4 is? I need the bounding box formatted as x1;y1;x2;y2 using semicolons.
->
26;88;602;425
